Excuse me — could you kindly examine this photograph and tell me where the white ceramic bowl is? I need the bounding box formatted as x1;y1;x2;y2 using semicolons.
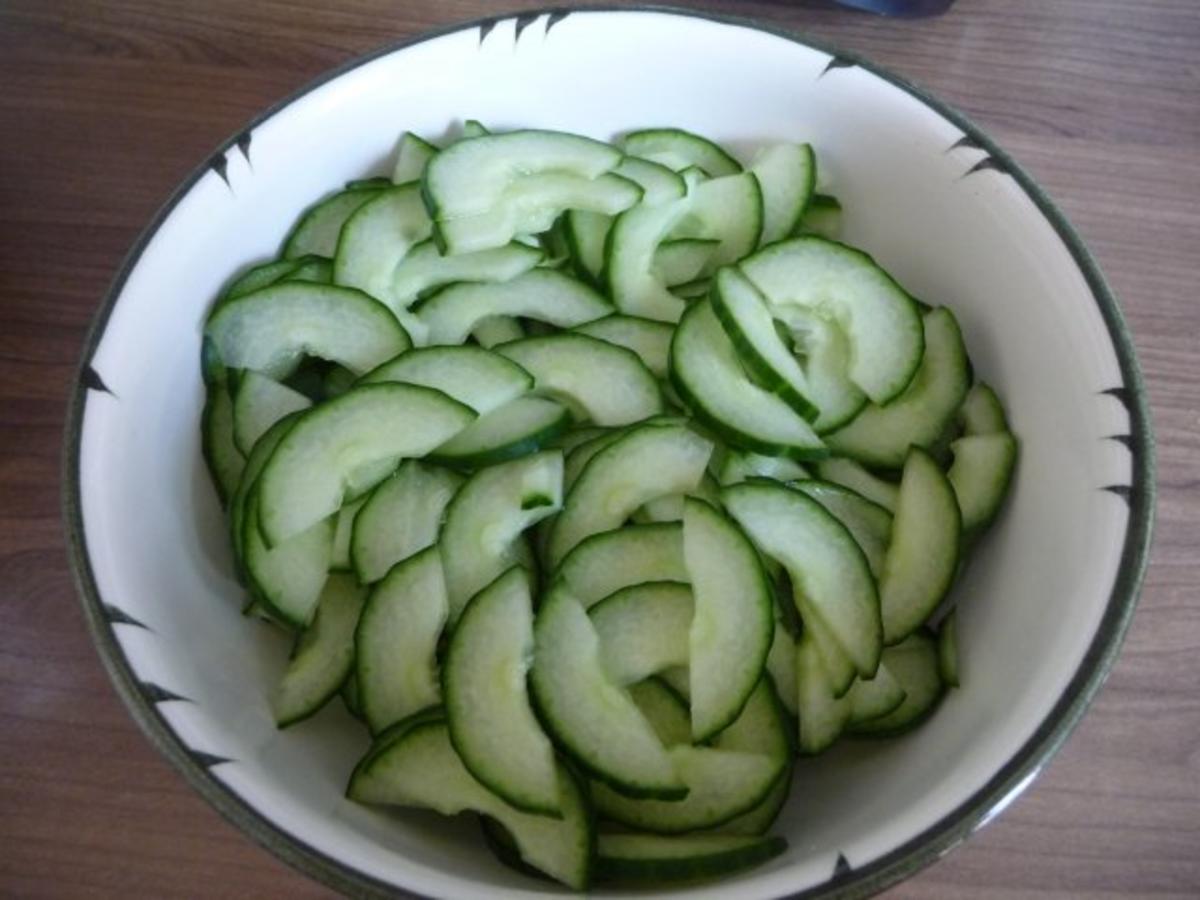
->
65;7;1154;898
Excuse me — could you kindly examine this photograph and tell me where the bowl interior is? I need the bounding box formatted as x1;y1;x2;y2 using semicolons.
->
72;10;1141;899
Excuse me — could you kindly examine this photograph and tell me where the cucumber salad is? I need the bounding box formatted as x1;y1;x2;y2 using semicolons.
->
201;124;1018;889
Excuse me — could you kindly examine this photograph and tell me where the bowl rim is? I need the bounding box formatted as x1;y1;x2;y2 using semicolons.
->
61;5;1156;898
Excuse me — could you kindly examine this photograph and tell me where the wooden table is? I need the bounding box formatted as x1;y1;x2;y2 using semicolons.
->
2;1;1197;896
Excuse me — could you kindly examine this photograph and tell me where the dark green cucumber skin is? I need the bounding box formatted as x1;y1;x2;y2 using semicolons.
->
595;835;787;883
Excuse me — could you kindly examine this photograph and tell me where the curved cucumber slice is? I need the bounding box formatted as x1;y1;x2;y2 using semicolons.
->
796;626;848;754
652;238;720;286
948;432;1018;532
740;236;924;405
628;677;693;746
622;128;742;177
724;481;881;678
574;315;674;379
549;423;713;566
938;609;960;688
273;574;364;727
391;131;438;184
765;627;799;717
959;382;1009;435
445;567;560;816
232;371;310;456
826;308;971;468
531;584;685;799
360;345;533;414
670;302;826;460
283;188;381;260
849;630;943;736
201;383;243;506
591;582;694;686
472;315;524;348
243;489;333;628
256;383;475;545
557;523;688;609
716;449;810;486
347;717;593;890
349;461;462;584
496;333;663;426
670;172;763;269
563;428;630;491
813;457;899;512
284;255;333;284
606;195;690;323
430;395;571;469
683;497;774;741
564;209;611;283
355;545;447;734
751;142;815;245
797;193;842;240
440;450;563;623
596;833;786;884
616;156;688;204
630;473;720;524
390;239;543;310
846;661;907;726
329;496;364;571
205;282;410;380
880;448;961;645
222;258;304;303
791;480;893;578
333;184;432;308
417;269;610;346
770;306;867;433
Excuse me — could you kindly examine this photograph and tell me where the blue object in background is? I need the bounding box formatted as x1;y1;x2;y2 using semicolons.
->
833;0;956;16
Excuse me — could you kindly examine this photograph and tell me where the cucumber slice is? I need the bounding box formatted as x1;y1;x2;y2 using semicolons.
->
355;545;447;733
669;302;826;461
417;269;610;346
440;451;563;623
739;236;924;405
844;662;907;726
256;383;476;545
556;523;688;609
350;460;462;584
472;316;524;348
574;315;674;379
200;383;243;506
347;716;593;890
591;582;694;686
671;277;712;300
554;425;608;454
229;412;301;576
630;473;720;524
595;833;786;884
340;666;363;719
948;432;1018;532
205;282;410;379
683;497;775;741
715;765;793;837
622;128;742;177
797;193;842;240
616;155;690;203
222;258;303;303
880;448;962;645
329;496;364;572
563;428;629;491
670;172;763;269
795;626;848;754
391;131;438;184
390;239;543;310
628;677;693;746
959;382;1009;435
791;480;893;578
652;238;720;286
606;194;690;323
769;306;867;433
765;628;798;717
232;371;311;456
445;567;560;816
530;584;685;799
724;481;881;678
284;255;333;284
938;609;960;688
564;209;611;283
751;143;816;245
548;423;713;566
716;449;810;486
283;188;381;259
360;345;533;414
496;333;663;426
430;395;571;469
849;630;944;736
813;457;899;512
826;308;971;468
345;177;392;191
798;594;859;698
274;573;364;727
243;489;334;628
710;266;819;421
333;184;432;313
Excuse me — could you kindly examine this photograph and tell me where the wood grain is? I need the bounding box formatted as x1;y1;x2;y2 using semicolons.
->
2;0;1197;896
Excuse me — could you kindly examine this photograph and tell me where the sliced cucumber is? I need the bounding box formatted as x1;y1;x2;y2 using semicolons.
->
472;316;524;348
329;496;364;571
440;451;563;623
739;236;924;405
606;194;690;323
548;423;713;566
430;395;571;469
798;595;859;698
826;307;970;468
631;473;720;524
596;833;786;884
813;457;899;512
205;282;410;379
360;345;533;414
622;128;742;177
849;630;944;736
232;371;311;456
285;255;333;284
256;383;475;545
845;662;907;726
959;382;1009;435
242;488;333;628
556;522;688;609
791;480;892;578
724;481;881;678
574;315;674;379
653;238;720;286
795;626;848;754
391;131;438;184
228;413;300;574
669;302;826;460
564;209;611;283
683;497;774;741
496;333;663;426
350;461;462;584
765;627;798;717
797;193;842;240
530;584;685;799
948;432;1018;532
333;183;432;313
201;383;243;506
769;306;867;433
390;239;543;310
716;449;810;486
671;276;711;300
628;677;693;746
938;609;960;688
274;574;364;727
879;448;961;645
283;188;381;259
670;172;763;269
347;716;593;890
355;545;447;733
563;428;630;491
445;567;560;816
417;269;610;346
591;581;694;686
222;258;303;303
751;143;815;245
715;765;793;837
